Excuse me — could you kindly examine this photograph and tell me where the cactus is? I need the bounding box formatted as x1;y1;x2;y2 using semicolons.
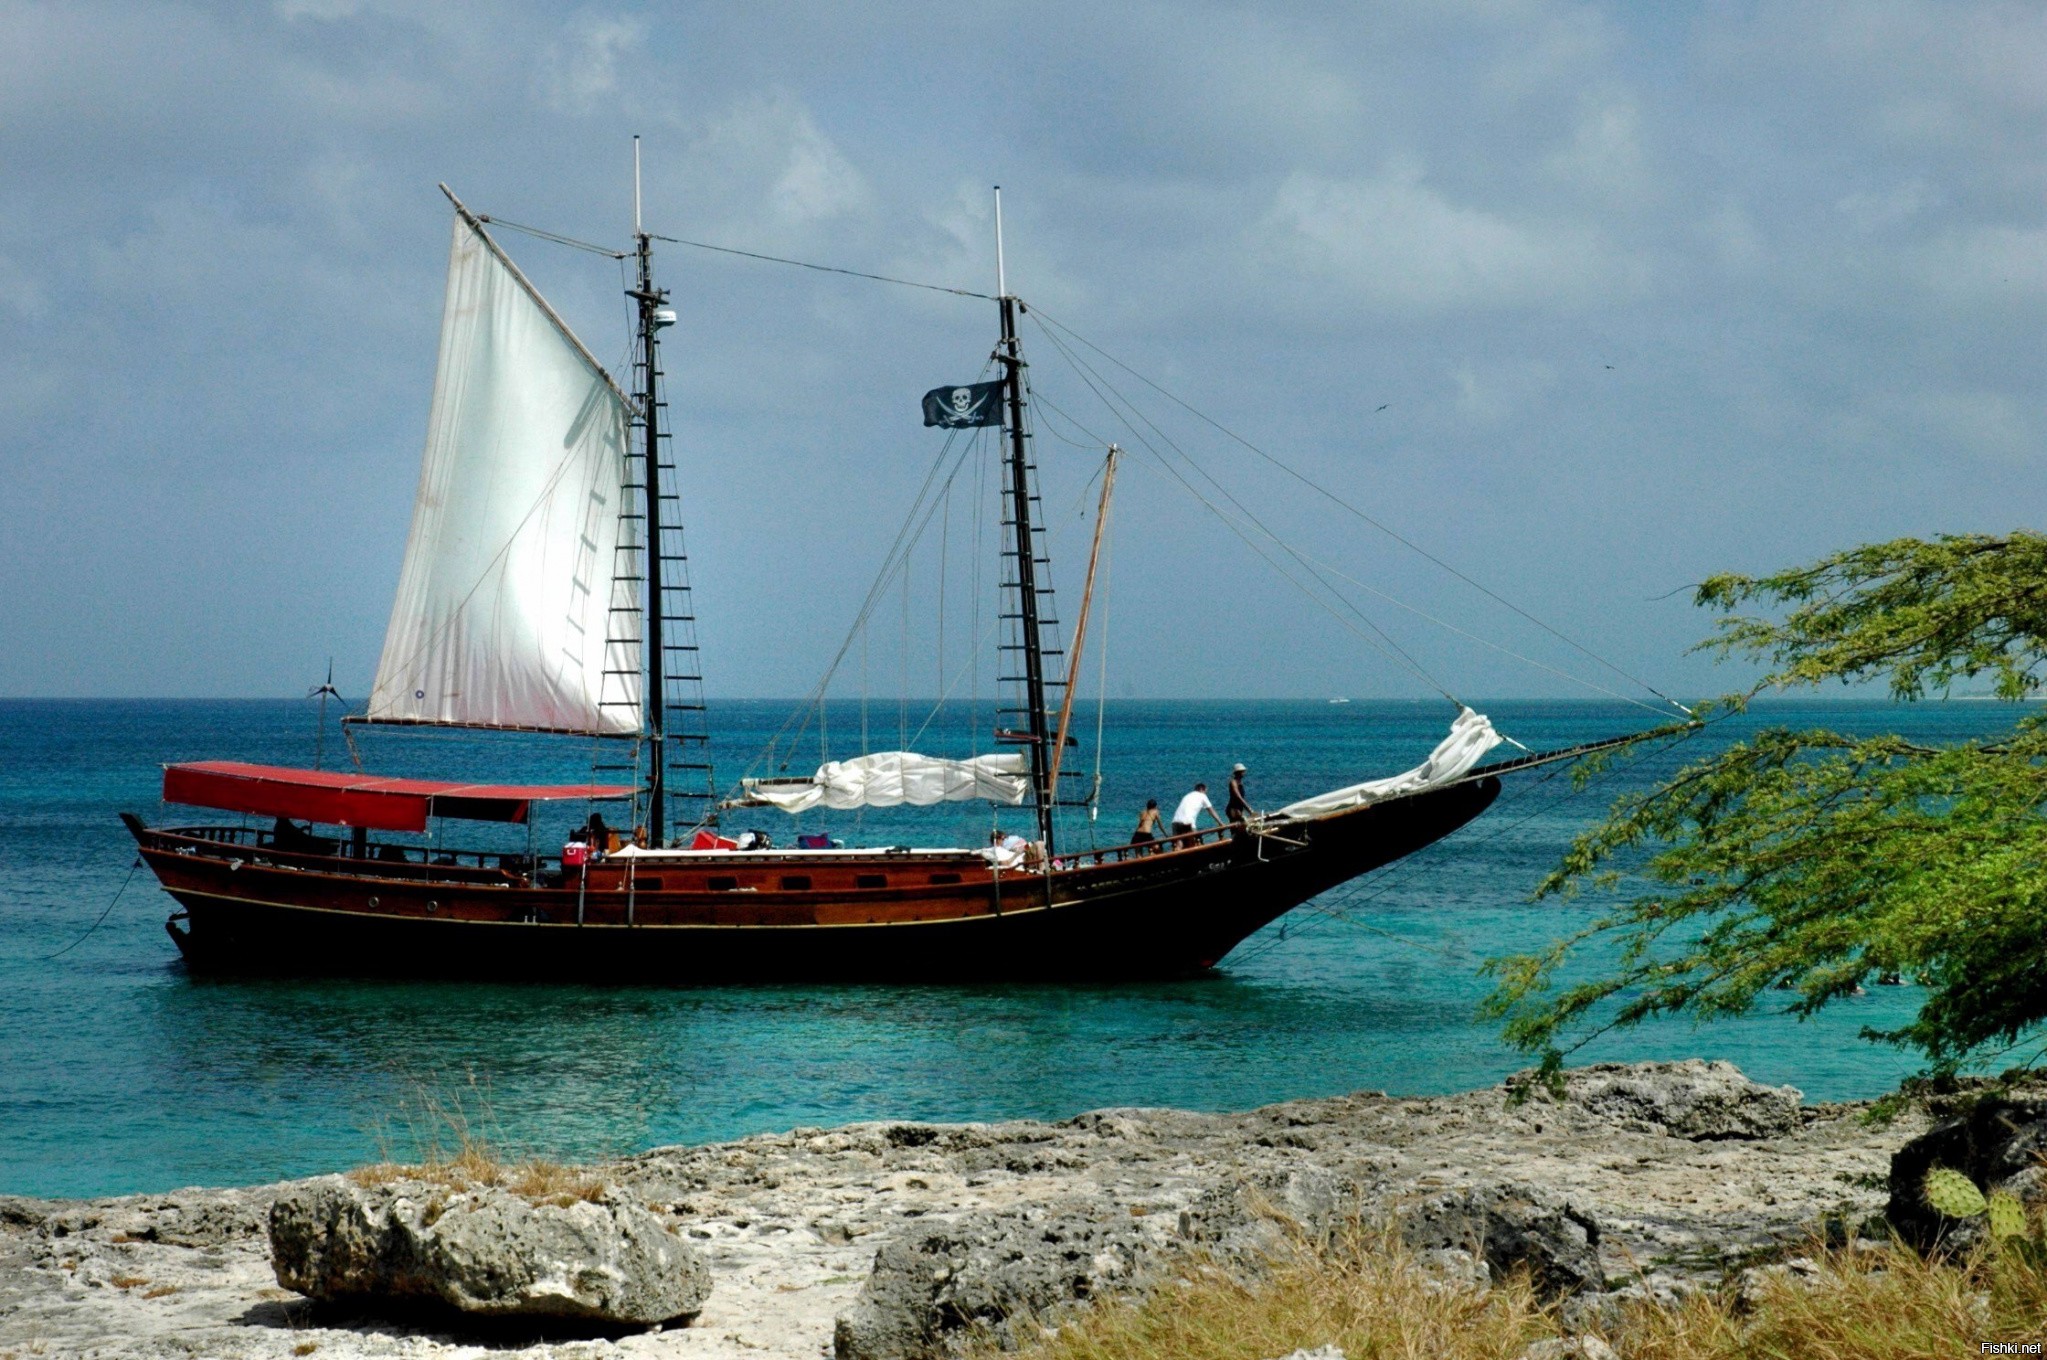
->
1924;1166;1988;1218
1920;1167;2042;1255
1988;1190;2028;1241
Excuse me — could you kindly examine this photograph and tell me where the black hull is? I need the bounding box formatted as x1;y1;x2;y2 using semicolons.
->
140;778;1500;982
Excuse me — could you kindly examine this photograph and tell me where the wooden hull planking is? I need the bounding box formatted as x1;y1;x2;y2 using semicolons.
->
126;778;1500;980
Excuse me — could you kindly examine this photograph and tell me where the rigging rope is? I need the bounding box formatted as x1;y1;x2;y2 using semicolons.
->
1024;306;1693;720
1227;719;1709;968
478;215;998;303
647;234;995;300
744;415;986;781
1028;325;1464;707
47;861;141;960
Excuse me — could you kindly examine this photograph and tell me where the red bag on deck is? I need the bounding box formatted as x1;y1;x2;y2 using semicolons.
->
691;831;739;851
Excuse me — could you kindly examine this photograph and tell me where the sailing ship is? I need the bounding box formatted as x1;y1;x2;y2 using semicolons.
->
123;167;1643;980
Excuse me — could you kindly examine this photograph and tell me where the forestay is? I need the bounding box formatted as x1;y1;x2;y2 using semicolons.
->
1273;707;1502;820
740;752;1029;813
364;212;640;736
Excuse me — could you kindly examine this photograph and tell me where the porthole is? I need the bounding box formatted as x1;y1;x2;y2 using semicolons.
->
368;896;379;908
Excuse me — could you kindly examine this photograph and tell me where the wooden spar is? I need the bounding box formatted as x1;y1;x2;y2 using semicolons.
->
1046;445;1118;798
632;218;670;843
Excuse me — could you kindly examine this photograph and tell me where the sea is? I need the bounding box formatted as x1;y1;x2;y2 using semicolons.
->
0;697;2013;1199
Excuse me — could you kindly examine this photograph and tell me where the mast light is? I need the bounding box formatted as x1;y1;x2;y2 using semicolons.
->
653;307;677;329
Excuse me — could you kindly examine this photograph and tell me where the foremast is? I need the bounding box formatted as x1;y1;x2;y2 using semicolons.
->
625;140;715;844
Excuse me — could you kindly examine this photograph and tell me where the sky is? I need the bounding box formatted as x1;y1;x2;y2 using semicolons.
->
1;0;2041;706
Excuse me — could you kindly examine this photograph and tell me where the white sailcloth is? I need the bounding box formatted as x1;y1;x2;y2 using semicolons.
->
742;752;1029;813
366;213;640;735
1273;707;1502;820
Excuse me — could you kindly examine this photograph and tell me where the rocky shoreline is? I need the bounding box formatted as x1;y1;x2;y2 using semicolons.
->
0;1061;1934;1360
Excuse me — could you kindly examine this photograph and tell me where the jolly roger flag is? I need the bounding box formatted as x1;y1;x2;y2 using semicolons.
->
921;381;1004;429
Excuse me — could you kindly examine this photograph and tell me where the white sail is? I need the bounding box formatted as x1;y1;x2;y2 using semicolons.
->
1272;707;1502;820
740;752;1029;813
365;213;640;736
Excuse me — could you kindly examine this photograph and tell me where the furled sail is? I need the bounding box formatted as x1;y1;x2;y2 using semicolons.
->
1272;707;1502;820
739;752;1029;813
364;211;640;736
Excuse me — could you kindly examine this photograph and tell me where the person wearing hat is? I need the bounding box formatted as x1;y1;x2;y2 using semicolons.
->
1224;762;1254;825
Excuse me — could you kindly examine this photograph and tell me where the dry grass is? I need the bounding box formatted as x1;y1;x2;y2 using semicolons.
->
1614;1239;2047;1360
984;1229;2047;1360
140;1284;178;1300
291;1343;318;1357
106;1274;149;1291
349;1073;607;1206
348;1145;606;1207
983;1226;1555;1360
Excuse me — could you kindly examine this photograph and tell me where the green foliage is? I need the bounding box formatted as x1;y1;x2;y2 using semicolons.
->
1484;531;2047;1076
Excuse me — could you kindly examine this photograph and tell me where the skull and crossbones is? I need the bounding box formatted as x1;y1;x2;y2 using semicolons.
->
949;388;977;418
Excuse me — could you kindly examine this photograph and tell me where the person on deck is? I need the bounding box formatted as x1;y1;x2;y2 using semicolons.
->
982;829;1028;869
1131;799;1163;851
1225;763;1254;824
1170;783;1222;837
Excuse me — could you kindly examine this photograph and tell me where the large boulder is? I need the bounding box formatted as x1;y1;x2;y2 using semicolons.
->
268;1175;709;1327
1553;1061;1803;1141
833;1197;1167;1360
1398;1183;1603;1299
1887;1094;2047;1250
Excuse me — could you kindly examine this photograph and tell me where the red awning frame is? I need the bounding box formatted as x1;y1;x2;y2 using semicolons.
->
162;762;635;833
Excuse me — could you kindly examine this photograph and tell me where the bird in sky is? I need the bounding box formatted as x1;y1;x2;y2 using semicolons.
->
1375;403;1389;412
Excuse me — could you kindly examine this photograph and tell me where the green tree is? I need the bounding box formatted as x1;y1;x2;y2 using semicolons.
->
1483;531;2047;1079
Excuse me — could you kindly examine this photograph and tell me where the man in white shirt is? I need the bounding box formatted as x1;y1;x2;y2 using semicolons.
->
1170;783;1222;836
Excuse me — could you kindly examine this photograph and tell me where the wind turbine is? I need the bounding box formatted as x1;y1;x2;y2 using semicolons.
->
308;660;342;771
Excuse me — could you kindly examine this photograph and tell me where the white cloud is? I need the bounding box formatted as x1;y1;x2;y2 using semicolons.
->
1544;93;1648;206
1836;180;1935;234
540;13;645;113
681;94;873;240
1252;164;1635;313
1452;358;1558;425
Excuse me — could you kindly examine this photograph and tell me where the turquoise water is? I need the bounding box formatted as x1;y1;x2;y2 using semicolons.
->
0;698;2009;1198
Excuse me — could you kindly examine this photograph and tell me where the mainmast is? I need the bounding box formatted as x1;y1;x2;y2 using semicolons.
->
993;188;1057;853
631;139;671;844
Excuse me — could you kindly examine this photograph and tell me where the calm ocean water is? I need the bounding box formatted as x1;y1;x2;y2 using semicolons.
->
0;697;2014;1198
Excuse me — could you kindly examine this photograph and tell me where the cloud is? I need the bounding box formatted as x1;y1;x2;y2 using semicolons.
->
1;0;2043;700
539;13;645;113
679;93;874;240
1252;164;1638;313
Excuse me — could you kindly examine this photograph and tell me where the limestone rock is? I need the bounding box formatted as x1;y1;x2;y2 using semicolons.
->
1887;1094;2047;1249
1398;1183;1602;1299
833;1197;1165;1360
1519;1337;1619;1360
268;1174;710;1326
1558;1060;1803;1140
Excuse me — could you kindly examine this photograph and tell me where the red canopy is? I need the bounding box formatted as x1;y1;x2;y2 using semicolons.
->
162;762;635;833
